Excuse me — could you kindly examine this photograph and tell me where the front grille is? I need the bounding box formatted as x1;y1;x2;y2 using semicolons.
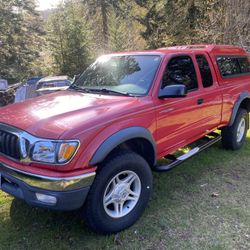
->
0;130;21;160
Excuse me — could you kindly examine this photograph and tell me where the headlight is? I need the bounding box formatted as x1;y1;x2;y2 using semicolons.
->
31;141;79;164
32;141;56;163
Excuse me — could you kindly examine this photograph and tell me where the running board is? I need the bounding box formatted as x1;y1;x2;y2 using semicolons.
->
153;132;221;172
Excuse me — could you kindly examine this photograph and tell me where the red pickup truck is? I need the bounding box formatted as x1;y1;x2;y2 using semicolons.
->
0;45;250;233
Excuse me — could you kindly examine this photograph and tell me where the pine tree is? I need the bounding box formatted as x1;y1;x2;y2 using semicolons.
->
132;0;250;48
108;6;146;52
82;0;131;53
46;1;92;76
0;0;44;83
128;0;167;48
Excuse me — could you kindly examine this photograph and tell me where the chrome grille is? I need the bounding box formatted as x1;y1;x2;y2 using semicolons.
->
0;130;21;160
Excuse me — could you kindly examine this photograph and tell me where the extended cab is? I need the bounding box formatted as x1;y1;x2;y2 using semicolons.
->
0;45;250;233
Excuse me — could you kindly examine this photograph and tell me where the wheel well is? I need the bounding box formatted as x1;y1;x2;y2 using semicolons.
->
103;138;156;168
240;98;250;112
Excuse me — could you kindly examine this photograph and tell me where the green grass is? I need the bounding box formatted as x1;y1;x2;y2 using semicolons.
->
1;133;250;250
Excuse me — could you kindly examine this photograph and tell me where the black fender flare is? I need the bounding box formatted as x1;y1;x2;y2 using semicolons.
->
229;92;250;126
90;126;157;166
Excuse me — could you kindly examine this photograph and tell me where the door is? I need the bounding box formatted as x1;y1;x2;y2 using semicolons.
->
154;53;222;155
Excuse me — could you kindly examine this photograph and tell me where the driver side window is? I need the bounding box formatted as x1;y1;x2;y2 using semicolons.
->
161;56;198;92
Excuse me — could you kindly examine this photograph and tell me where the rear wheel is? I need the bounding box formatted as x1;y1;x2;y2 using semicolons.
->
221;108;248;150
81;151;153;234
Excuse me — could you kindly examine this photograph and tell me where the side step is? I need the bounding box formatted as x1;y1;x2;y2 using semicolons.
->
153;132;221;172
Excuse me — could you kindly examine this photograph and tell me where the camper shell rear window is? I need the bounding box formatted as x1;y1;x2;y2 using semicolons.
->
216;56;250;78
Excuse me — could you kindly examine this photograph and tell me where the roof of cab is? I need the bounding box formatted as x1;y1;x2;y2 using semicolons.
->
156;44;247;55
111;45;248;56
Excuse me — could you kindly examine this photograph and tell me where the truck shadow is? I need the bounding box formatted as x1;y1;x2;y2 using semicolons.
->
5;136;250;246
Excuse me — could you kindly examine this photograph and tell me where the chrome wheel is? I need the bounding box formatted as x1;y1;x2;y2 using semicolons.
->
103;170;141;218
236;118;246;143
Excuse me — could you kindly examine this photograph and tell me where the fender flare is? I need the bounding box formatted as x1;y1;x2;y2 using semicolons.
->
229;92;250;126
90;126;157;166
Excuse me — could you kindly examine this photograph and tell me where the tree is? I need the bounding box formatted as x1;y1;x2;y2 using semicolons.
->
132;0;250;49
216;0;250;49
0;0;44;83
108;7;146;52
83;0;132;52
130;0;208;47
129;0;166;48
46;1;92;76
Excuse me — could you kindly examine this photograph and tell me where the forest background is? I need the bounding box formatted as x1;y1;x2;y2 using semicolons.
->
0;0;249;84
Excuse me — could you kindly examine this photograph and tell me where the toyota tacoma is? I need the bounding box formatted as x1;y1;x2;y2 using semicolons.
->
0;45;250;233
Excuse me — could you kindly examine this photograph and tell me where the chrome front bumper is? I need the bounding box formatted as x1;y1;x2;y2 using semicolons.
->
0;162;96;192
0;162;96;210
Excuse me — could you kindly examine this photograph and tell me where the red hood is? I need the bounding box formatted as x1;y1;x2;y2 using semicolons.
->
0;90;141;139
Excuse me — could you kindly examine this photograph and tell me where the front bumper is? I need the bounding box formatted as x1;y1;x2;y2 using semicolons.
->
0;163;96;210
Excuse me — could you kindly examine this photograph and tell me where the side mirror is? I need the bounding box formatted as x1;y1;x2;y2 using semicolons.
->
158;84;187;98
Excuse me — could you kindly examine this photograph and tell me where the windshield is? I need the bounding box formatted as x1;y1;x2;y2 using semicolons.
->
70;55;161;96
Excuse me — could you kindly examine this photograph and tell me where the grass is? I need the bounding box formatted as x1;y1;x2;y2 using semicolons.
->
0;133;250;250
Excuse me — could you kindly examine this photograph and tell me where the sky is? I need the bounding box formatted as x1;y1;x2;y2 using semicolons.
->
36;0;61;10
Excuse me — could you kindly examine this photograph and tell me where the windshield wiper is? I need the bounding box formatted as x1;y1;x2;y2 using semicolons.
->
69;85;90;93
70;86;133;97
90;88;132;96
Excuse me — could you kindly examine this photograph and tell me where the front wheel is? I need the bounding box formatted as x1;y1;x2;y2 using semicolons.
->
81;151;153;234
221;108;248;150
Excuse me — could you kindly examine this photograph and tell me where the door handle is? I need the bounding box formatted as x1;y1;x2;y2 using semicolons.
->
197;98;204;105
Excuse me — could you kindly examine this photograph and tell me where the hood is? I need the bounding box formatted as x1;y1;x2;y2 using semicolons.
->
0;90;141;139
